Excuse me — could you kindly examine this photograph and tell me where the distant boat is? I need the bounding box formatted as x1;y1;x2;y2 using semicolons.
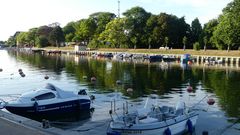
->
107;101;198;135
2;83;91;118
181;54;191;64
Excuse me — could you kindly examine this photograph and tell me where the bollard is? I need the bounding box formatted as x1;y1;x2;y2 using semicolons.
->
42;119;50;129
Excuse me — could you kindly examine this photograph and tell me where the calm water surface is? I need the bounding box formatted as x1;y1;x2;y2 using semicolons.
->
0;50;240;134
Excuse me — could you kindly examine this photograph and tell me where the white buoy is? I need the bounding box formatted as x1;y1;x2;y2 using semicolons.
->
127;88;133;92
83;76;87;80
91;77;96;82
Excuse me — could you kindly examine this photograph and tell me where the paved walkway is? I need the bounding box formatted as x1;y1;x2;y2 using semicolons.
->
0;118;48;135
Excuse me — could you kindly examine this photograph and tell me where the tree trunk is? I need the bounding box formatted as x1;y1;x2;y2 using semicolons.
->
227;45;230;52
148;44;151;49
183;45;186;51
204;45;206;51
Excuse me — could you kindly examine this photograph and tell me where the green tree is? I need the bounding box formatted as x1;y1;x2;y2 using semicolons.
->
27;28;38;47
48;26;65;47
146;15;158;49
146;13;189;49
36;36;49;48
96;18;128;48
191;18;202;44
37;25;53;37
123;6;151;48
7;36;16;46
212;0;240;51
202;19;218;49
63;22;76;42
89;12;116;36
16;32;29;46
75;19;96;45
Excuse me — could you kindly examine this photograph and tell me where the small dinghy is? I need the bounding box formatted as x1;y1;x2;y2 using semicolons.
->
1;83;91;118
107;101;198;135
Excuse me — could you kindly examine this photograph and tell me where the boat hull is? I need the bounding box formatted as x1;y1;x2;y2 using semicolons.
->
109;113;198;135
5;99;90;118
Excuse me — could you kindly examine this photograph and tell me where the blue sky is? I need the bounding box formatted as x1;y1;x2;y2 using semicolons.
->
0;0;232;41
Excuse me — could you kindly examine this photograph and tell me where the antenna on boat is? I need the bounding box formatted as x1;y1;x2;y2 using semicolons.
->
144;97;149;108
126;101;128;114
114;99;116;112
123;103;125;115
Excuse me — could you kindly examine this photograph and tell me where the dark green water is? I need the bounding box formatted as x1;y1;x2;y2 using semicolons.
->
1;50;240;134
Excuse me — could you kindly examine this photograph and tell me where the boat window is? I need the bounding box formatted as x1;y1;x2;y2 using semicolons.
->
31;92;55;101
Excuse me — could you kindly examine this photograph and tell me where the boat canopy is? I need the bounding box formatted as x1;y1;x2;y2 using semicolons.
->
45;83;57;91
44;83;77;98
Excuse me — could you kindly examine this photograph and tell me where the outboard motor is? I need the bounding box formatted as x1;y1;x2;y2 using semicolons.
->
78;89;87;95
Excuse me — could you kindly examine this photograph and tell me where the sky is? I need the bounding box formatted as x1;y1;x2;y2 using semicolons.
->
0;0;232;41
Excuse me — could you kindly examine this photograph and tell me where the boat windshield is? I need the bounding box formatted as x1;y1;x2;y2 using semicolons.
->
45;83;57;91
31;92;56;101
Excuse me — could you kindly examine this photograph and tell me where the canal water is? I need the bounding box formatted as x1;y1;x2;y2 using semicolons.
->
0;49;240;135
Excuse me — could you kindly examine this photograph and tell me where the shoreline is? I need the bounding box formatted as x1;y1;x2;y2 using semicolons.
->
42;47;240;57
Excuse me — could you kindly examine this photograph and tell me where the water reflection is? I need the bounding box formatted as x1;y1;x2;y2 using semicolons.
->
4;50;240;133
31;110;92;129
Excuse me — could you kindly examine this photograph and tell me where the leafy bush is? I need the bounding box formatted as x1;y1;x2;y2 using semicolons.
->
193;42;201;51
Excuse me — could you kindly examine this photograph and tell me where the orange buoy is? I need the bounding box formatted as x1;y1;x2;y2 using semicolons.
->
91;77;96;82
44;75;49;80
188;61;192;65
207;98;215;105
187;86;193;93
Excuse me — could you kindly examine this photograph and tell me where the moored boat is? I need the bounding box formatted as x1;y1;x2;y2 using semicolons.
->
107;101;198;135
2;83;91;118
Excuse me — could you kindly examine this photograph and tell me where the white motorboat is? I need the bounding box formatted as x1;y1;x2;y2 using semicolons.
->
107;101;198;135
1;83;91;118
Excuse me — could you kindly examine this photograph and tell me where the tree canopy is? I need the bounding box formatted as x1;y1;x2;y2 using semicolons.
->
6;2;240;50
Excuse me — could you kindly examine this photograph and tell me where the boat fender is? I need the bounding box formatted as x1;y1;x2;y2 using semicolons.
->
34;101;39;112
0;102;5;109
187;119;193;134
90;95;95;100
164;127;171;135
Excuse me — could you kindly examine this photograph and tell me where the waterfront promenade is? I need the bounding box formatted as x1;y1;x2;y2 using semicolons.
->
0;117;47;135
